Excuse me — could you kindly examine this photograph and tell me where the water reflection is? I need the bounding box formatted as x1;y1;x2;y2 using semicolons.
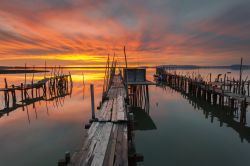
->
0;68;107;166
128;83;156;131
0;77;73;123
133;107;157;131
158;82;250;144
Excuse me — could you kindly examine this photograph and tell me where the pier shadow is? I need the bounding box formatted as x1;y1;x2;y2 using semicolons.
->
133;107;157;131
128;84;157;131
158;82;250;144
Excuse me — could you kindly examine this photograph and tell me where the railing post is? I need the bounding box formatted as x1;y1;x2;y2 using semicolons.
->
90;84;95;120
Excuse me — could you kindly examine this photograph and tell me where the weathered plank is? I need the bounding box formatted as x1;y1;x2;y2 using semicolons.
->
71;75;128;166
116;96;127;121
96;101;108;120
103;124;118;166
114;124;128;166
84;122;113;166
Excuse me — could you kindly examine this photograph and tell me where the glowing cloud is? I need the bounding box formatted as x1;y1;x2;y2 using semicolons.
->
0;0;249;66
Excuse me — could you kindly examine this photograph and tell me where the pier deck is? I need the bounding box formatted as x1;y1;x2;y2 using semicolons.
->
70;74;128;166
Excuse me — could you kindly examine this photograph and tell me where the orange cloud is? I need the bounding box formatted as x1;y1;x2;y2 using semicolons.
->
0;0;249;66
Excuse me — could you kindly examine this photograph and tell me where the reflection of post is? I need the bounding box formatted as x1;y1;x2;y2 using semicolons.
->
90;84;95;120
26;105;31;124
21;83;24;109
240;98;247;125
44;61;47;78
146;85;150;113
82;73;85;99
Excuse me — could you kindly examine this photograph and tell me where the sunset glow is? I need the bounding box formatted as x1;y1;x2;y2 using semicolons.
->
0;0;249;66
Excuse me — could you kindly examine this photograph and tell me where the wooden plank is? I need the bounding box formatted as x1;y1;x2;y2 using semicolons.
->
96;101;108;120
113;124;128;166
105;100;113;121
112;98;118;122
88;122;113;166
70;75;129;166
116;96;127;121
103;124;119;166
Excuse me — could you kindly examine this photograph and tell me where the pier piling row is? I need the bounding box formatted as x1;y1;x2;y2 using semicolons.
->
0;74;72;116
156;67;249;124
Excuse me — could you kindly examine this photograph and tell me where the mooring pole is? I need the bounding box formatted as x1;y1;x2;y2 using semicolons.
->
90;84;95;120
239;58;243;95
24;63;27;86
124;46;129;99
44;60;47;78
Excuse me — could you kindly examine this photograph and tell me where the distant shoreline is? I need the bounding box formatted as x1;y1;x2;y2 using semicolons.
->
156;65;250;70
0;65;250;71
0;69;49;74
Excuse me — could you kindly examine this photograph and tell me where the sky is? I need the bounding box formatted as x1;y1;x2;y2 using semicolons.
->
0;0;249;67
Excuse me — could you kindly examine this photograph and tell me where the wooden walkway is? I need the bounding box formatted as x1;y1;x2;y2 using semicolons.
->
70;75;128;166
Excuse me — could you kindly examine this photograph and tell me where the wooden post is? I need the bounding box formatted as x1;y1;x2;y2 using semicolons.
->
44;60;47;78
223;74;226;91
248;81;250;96
4;78;9;108
24;63;27;86
240;98;247;125
69;72;72;87
31;66;35;98
65;152;70;164
20;83;24;111
239;58;243;95
90;84;96;120
12;85;16;105
128;112;134;141
124;46;129;98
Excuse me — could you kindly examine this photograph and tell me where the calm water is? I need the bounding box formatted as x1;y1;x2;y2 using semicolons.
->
0;68;249;166
0;68;105;166
136;68;250;166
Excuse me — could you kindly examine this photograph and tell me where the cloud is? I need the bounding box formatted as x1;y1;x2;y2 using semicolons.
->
0;0;249;66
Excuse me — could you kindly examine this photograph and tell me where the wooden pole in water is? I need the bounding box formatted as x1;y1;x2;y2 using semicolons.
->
31;66;35;98
239;58;243;95
24;63;27;86
106;55;110;91
82;72;85;99
12;85;16;105
90;84;96;120
103;55;108;96
223;74;226;91
124;46;128;68
4;78;9;108
44;60;47;78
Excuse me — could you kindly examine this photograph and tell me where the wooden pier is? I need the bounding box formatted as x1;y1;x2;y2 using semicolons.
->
156;67;249;124
0;73;72;117
60;49;151;166
69;73;130;166
67;66;151;166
